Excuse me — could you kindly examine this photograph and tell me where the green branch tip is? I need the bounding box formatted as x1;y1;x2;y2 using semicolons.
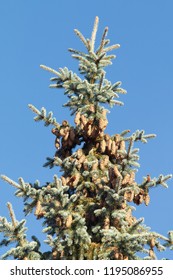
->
40;64;60;76
7;202;17;227
90;16;99;52
1;175;20;188
73;29;88;49
28;104;41;115
104;44;121;53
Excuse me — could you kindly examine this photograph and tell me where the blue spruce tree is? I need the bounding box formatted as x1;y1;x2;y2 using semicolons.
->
1;17;173;260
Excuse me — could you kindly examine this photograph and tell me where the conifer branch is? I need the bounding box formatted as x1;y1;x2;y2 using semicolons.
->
103;44;120;53
74;29;88;49
28;104;60;128
1;175;21;189
40;64;60;76
90;16;99;52
139;174;172;190
68;48;87;57
7;202;17;228
1;175;39;202
124;130;156;143
96;27;109;55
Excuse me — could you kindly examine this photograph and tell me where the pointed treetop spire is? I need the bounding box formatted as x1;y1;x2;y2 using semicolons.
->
90;16;99;52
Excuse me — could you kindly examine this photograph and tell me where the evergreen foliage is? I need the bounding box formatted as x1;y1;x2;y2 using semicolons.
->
1;17;173;260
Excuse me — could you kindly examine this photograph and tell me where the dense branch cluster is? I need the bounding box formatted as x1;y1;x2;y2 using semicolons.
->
0;16;172;260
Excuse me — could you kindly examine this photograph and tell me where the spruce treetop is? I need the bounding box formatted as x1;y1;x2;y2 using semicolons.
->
0;16;172;260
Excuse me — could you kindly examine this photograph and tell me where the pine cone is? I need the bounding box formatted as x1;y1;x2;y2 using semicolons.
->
111;140;117;155
63;129;70;141
129;171;135;184
65;214;73;228
133;193;143;205
107;138;112;152
113;165;122;178
122;174;130;185
80;114;87;126
72;173;80;186
100;139;106;153
99;118;107;130
120;140;125;150
124;190;134;202
150;238;155;249
35;200;45;218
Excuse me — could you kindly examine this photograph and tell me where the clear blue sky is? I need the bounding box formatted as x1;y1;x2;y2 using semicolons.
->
0;0;173;259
